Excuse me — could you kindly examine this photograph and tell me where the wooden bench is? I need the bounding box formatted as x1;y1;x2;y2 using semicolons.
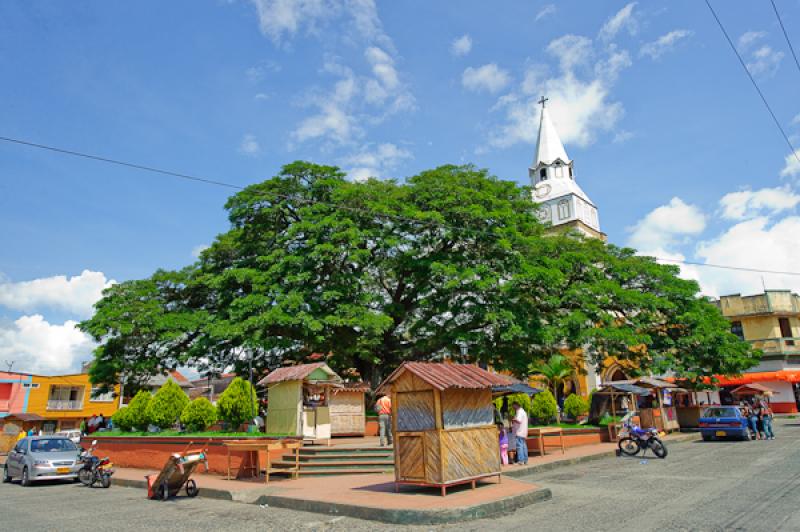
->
222;440;302;483
528;427;566;456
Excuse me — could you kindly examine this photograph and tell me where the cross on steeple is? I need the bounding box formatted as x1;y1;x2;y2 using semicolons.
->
537;95;548;108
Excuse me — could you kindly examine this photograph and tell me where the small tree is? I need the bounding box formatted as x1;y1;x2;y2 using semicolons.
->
530;354;575;423
180;397;218;432
530;390;558;425
217;377;258;430
112;406;133;432
126;390;153;430
146;379;189;429
563;394;589;421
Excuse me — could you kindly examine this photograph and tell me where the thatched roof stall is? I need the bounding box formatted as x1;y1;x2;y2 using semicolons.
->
259;363;341;443
376;362;516;496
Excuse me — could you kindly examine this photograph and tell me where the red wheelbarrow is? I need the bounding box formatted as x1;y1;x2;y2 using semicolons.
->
146;440;210;501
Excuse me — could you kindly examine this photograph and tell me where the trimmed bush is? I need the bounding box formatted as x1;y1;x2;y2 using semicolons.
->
126;390;153;430
530;389;558;424
180;397;218;432
112;406;134;432
563;394;589;420
217;377;258;429
146;379;190;429
494;393;532;419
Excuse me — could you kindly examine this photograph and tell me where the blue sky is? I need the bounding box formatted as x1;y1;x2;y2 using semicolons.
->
1;1;799;374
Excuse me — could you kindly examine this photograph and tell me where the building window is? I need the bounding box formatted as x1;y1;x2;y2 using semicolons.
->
730;321;744;341
779;317;794;346
558;200;570;220
569;166;573;178
22;383;40;389
539;168;547;180
90;386;115;402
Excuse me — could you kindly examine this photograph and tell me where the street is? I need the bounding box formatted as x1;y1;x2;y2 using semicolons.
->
2;418;800;531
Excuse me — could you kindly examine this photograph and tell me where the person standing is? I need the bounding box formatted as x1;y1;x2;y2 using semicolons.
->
375;394;393;447
759;400;775;440
511;401;529;465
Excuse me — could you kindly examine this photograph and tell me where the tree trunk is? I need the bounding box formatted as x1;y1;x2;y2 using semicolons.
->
553;383;561;424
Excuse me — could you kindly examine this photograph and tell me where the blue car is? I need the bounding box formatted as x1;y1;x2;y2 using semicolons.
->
698;406;751;441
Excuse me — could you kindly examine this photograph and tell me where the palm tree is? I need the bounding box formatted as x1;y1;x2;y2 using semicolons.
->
529;354;575;423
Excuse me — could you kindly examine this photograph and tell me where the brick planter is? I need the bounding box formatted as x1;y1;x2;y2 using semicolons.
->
524;428;608;451
365;419;379;437
83;436;300;477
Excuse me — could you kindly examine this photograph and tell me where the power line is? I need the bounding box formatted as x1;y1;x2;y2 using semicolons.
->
704;0;800;167
770;0;800;75
3;133;800;278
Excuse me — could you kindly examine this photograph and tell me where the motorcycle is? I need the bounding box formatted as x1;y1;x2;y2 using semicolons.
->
617;417;668;459
78;440;115;488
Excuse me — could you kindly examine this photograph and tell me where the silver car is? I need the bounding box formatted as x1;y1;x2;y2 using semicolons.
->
3;436;82;486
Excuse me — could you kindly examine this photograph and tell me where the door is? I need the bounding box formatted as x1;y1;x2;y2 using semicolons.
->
8;438;26;475
302;409;317;439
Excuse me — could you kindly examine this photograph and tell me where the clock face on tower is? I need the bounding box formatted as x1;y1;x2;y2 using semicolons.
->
534;183;552;199
536;204;550;222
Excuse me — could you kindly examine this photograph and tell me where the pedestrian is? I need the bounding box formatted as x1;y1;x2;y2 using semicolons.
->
375;393;393;447
27;427;35;437
16;429;26;442
746;401;760;440
80;418;87;436
497;422;509;465
511;401;529;465
759;401;775;440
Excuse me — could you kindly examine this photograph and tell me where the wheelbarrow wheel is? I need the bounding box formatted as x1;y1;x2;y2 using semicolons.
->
158;482;169;501
186;479;199;498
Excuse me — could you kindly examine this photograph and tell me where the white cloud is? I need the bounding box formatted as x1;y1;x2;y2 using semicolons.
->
627;197;707;252
782;150;800;178
640;29;693;59
599;2;638;42
451;34;472;57
0;270;113;319
0;315;95;374
719;186;800;220
696;216;800;296
535;4;556;22
613;130;634;143
793;113;800;125
462;64;512;94
239;134;262;156
341;142;412;181
192;244;209;259
250;0;339;44
737;31;783;78
486;33;631;150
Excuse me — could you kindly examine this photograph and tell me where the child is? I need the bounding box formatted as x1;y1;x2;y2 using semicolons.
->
497;422;509;465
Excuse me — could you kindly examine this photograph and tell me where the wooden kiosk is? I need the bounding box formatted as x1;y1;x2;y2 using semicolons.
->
260;363;341;444
376;362;514;496
329;382;370;437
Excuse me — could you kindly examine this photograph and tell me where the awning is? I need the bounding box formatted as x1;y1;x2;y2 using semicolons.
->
492;383;543;397
5;413;45;422
716;370;800;386
595;383;650;395
731;383;773;396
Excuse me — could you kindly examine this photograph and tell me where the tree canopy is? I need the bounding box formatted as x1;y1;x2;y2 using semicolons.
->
79;161;760;388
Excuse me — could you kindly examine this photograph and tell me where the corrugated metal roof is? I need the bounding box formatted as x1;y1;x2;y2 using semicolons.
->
333;382;371;393
258;362;340;385
377;362;516;393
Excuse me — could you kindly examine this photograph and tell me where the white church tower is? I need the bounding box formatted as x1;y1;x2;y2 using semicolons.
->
529;97;605;240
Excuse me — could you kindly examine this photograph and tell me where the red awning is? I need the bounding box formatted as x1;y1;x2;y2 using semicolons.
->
715;370;800;386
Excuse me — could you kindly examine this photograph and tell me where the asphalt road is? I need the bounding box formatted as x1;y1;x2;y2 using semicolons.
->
2;418;800;531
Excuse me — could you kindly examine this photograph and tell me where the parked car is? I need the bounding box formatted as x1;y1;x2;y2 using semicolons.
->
3;436;82;486
56;429;83;445
698;406;751;441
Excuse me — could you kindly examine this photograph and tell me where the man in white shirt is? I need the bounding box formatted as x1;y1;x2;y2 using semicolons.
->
511;401;529;465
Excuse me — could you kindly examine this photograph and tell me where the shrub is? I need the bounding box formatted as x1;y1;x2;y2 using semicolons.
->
217;377;258;429
180;397;218;432
493;393;532;419
563;394;589;420
112;406;134;432
530;390;558;424
126;390;153;430
146;379;190;429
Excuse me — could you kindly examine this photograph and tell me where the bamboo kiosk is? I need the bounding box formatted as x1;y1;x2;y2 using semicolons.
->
376;362;515;496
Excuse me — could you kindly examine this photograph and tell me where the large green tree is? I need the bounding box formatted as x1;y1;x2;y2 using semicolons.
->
80;161;759;388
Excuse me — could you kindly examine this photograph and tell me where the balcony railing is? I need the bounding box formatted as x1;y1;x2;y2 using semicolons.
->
748;337;800;355
47;400;84;411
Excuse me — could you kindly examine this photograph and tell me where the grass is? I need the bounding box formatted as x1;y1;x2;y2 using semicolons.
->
528;423;603;429
96;429;291;438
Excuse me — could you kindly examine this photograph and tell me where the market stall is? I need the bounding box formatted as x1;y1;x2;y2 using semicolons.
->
671;380;721;428
624;377;683;432
589;382;650;439
259;363;342;444
376;362;515;496
329;382;370;437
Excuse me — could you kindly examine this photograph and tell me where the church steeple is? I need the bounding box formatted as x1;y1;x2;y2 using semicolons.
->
528;96;605;240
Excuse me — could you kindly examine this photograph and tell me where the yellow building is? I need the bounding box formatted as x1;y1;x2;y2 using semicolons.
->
27;373;121;433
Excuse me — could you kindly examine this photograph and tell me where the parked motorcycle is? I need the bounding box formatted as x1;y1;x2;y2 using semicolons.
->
617;419;668;459
78;440;115;488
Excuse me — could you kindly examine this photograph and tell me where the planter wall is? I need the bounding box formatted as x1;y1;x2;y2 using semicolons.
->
365;419;379;437
84;436;300;477
523;428;608;451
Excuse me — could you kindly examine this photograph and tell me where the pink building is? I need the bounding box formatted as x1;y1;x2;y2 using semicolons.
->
0;371;33;422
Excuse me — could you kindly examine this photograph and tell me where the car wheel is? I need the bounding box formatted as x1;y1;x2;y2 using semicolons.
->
702;433;712;442
21;467;31;487
2;465;11;483
743;430;752;441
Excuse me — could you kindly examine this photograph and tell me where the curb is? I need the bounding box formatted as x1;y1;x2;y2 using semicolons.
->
252;485;552;525
112;477;235;501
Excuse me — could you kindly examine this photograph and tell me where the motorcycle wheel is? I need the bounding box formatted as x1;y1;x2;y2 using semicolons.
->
78;468;93;486
649;439;668;459
100;475;111;489
618;437;640;456
186;479;199;498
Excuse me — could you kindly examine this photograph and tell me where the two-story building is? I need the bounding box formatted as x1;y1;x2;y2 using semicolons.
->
0;371;35;427
715;290;800;413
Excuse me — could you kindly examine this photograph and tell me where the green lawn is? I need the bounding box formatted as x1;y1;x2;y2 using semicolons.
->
95;430;291;438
